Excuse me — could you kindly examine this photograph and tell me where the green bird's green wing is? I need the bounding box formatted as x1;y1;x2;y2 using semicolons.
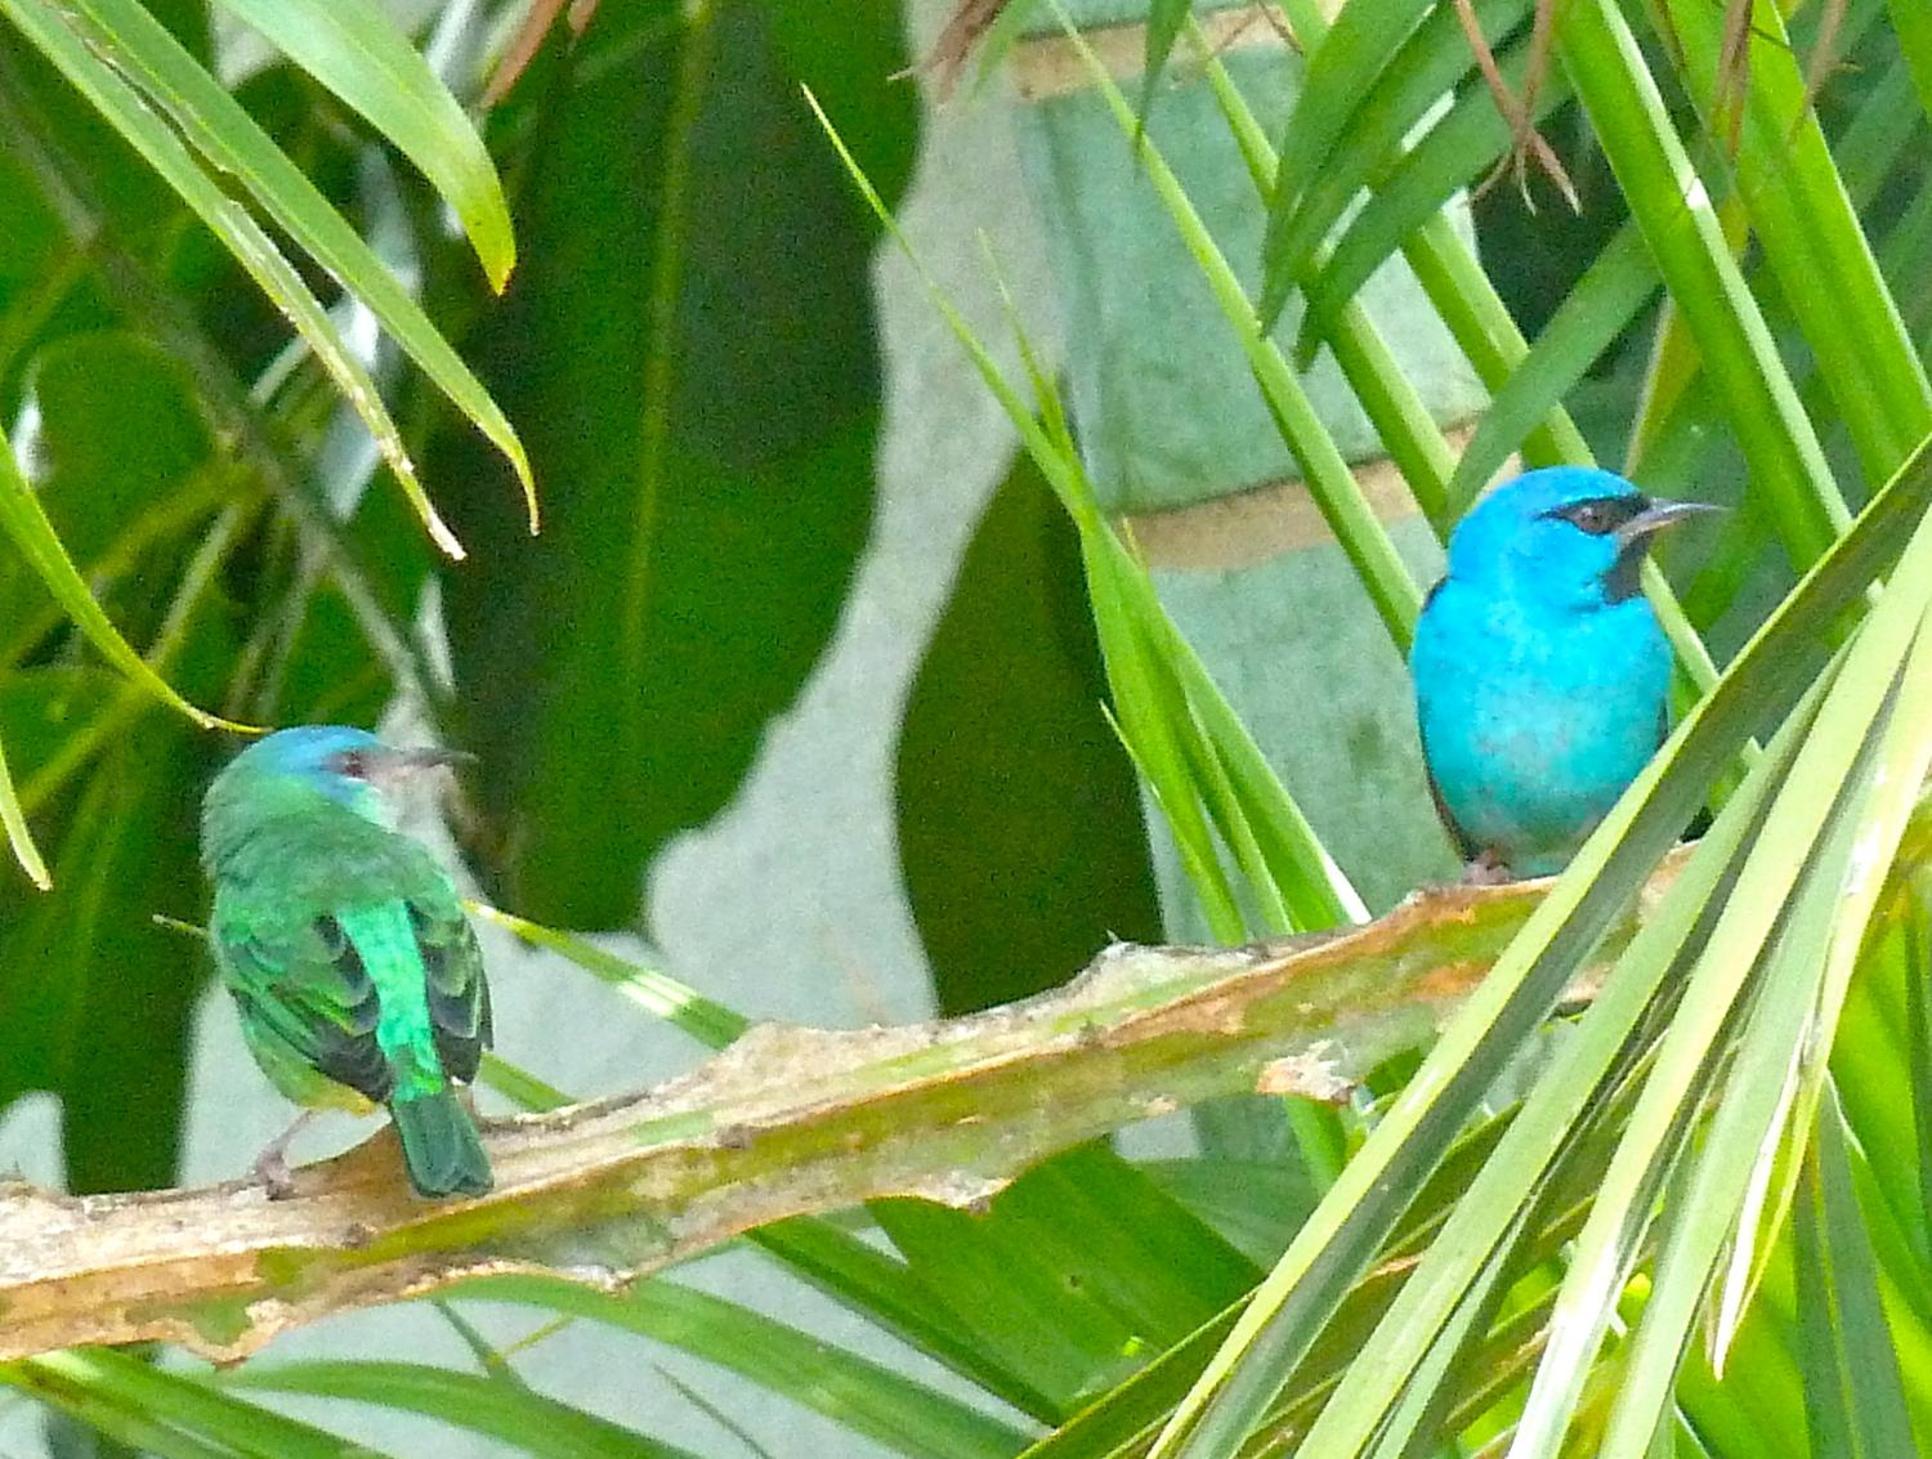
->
402;887;491;1085
210;835;490;1108
213;898;394;1105
329;889;493;1197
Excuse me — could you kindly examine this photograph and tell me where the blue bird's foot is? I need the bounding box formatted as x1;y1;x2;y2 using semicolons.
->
1460;848;1517;886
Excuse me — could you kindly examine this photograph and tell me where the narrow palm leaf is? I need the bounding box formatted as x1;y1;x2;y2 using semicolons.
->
1447;225;1658;511
228;1361;701;1458
1554;0;1849;566
212;0;516;289
1659;0;1932;487
1793;1093;1919;1459
0;420;238;735
464;1275;1032;1459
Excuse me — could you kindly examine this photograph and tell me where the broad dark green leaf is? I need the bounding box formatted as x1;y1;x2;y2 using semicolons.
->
21;334;216;566
0;331;233;890
0;331;257;1187
898;451;1161;1014
443;0;916;925
0;152;68;387
0;415;230;732
0;671;125;1086
751;1212;1060;1422
0;635;234;1194
1139;1159;1315;1268
45;735;215;1193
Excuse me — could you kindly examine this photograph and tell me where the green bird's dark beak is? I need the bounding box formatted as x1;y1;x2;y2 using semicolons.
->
377;745;474;775
1614;498;1723;547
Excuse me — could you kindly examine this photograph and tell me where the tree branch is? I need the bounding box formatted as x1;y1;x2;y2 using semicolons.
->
0;866;1671;1362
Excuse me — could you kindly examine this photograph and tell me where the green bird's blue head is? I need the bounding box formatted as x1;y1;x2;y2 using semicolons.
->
1447;466;1717;613
203;725;464;868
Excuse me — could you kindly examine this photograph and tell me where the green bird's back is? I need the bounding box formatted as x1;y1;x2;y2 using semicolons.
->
202;726;492;1199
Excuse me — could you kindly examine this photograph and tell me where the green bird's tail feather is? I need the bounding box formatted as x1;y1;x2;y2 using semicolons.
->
390;1088;491;1199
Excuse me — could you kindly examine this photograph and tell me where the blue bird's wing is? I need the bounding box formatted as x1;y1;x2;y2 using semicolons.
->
1415;579;1479;863
1422;758;1479;863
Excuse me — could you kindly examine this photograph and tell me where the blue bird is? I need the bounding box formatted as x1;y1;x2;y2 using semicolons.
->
1412;467;1716;881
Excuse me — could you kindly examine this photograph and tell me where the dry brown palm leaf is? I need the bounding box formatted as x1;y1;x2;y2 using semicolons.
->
1456;0;1580;210
1797;0;1851;137
483;0;605;108
912;0;1015;99
1707;0;1828;155
1714;0;1755;154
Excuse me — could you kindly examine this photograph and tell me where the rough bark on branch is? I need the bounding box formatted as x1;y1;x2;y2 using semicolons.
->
0;869;1661;1363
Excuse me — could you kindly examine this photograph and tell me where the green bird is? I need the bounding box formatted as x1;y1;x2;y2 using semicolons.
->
200;724;493;1199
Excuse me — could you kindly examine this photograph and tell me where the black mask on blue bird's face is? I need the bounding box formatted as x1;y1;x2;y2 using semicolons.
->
1446;467;1719;615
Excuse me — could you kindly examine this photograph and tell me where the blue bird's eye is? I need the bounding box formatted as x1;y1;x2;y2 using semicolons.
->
330;750;368;779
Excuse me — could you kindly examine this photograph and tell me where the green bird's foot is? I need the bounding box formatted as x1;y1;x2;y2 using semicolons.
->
252;1109;319;1199
253;1147;295;1199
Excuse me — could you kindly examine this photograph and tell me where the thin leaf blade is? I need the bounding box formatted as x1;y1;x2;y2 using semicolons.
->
213;0;516;289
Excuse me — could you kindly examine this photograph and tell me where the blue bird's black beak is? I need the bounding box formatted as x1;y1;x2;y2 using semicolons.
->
1614;498;1724;548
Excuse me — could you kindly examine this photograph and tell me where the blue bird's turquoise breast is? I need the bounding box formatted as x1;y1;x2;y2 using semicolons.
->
1411;466;1702;878
1413;579;1670;875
